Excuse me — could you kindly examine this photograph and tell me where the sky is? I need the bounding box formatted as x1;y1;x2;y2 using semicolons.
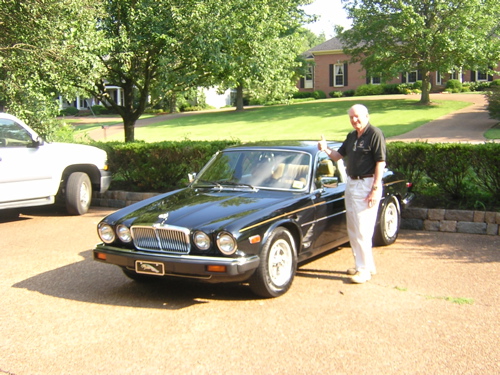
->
302;0;352;38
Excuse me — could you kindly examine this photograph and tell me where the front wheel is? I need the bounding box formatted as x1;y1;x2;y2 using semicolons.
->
65;172;92;215
249;227;297;298
373;196;400;246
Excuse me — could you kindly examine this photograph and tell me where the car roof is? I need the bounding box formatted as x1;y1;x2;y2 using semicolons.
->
225;140;343;154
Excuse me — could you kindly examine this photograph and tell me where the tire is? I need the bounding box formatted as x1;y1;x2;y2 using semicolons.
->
122;267;161;283
65;172;92;215
373;196;400;246
249;227;297;298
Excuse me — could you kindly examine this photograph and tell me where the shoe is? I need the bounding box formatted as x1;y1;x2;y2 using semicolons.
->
346;268;377;276
350;271;371;284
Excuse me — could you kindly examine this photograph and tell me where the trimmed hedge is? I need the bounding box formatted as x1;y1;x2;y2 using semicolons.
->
93;140;240;192
92;140;500;209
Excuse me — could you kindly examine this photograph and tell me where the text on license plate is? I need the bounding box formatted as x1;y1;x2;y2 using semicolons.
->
135;261;165;276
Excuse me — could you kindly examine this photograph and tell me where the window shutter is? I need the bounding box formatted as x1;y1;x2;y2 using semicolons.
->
300;78;304;88
471;71;476;82
402;73;406;83
344;63;348;86
329;64;334;87
489;74;493;82
418;70;422;80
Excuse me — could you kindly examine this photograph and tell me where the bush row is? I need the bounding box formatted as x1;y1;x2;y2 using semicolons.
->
93;140;500;210
388;142;500;209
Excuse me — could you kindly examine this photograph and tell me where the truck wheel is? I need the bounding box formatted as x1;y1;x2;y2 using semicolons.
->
65;172;92;215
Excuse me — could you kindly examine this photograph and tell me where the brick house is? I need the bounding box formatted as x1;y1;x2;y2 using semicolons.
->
298;37;500;95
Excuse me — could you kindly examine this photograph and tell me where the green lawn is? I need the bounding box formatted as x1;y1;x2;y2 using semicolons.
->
75;97;473;142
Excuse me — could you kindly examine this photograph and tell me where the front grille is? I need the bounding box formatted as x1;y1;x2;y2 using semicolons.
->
131;225;190;254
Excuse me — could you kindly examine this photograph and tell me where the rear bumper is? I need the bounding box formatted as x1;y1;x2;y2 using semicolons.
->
93;244;260;282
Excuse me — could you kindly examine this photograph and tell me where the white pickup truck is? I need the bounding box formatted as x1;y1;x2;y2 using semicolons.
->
0;113;111;215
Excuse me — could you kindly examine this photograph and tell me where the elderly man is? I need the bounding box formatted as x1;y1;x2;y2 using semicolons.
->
318;104;386;284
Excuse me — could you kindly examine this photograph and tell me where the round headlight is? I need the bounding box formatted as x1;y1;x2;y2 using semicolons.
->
98;223;115;244
194;231;211;250
116;224;132;243
217;232;237;255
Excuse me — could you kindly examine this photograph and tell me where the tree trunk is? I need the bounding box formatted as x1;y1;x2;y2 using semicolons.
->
235;84;244;111
123;117;136;143
419;71;431;105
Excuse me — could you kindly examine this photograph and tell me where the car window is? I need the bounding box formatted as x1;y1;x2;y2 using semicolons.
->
194;150;312;191
315;151;343;189
0;119;33;147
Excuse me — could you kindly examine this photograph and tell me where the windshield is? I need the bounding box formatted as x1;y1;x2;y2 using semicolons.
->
193;149;312;191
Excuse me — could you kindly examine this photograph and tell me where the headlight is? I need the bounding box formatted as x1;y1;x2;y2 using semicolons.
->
98;223;115;244
217;232;237;255
194;231;211;250
116;224;132;243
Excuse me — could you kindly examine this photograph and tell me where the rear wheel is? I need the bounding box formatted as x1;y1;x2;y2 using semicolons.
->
65;172;92;215
249;227;297;298
373;196;400;246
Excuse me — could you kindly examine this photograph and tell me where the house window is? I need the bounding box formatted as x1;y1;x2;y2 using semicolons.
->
369;76;381;84
476;71;488;81
406;71;418;83
334;64;344;87
304;66;313;89
436;71;442;86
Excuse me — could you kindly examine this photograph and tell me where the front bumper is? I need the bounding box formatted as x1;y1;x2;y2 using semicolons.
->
93;244;260;282
99;170;112;194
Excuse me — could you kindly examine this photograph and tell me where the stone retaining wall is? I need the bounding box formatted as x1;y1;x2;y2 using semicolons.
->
93;191;500;236
402;208;500;236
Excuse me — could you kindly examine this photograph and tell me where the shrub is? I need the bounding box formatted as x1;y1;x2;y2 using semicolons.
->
312;90;327;99
470;143;500;196
486;85;500;120
292;92;314;99
60;106;79;116
383;84;401;95
343;90;355;97
91;105;111;115
445;79;462;92
329;91;343;98
354;84;385;96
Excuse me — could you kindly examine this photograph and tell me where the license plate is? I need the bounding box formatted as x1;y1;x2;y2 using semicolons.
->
135;261;165;276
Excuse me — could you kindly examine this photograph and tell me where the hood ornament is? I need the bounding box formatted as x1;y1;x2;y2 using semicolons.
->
158;213;169;225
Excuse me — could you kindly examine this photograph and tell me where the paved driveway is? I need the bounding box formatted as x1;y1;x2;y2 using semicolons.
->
1;207;499;374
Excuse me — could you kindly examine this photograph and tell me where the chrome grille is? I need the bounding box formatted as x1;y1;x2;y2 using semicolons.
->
131;225;190;254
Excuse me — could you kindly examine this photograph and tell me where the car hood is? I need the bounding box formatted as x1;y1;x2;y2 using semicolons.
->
115;188;298;232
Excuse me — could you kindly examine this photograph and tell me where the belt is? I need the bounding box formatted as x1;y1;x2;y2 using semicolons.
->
349;174;374;180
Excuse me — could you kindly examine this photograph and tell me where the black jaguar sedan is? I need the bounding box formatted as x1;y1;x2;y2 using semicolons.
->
94;141;414;298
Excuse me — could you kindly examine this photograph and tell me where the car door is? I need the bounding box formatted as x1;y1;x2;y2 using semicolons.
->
310;153;348;253
0;117;54;204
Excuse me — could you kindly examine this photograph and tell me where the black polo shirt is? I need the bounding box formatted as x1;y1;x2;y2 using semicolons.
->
337;124;386;176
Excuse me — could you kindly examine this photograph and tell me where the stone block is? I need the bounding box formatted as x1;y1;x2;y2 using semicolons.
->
473;211;485;223
428;209;445;221
456;222;487;235
445;210;473;222
403;208;428;220
424;220;440;231
440;220;457;232
485;212;496;224
401;218;423;230
486;224;499;236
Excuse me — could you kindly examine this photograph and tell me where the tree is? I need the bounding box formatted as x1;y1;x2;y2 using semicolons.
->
202;0;312;111
0;0;106;138
337;0;500;104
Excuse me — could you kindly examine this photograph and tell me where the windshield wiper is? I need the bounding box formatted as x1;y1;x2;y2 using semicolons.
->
193;179;223;189
216;180;257;191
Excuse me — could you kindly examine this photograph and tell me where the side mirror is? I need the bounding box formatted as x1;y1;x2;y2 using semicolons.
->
321;176;338;188
188;172;197;183
28;136;44;148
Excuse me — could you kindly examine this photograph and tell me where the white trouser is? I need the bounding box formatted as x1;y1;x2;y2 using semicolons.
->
345;177;380;275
